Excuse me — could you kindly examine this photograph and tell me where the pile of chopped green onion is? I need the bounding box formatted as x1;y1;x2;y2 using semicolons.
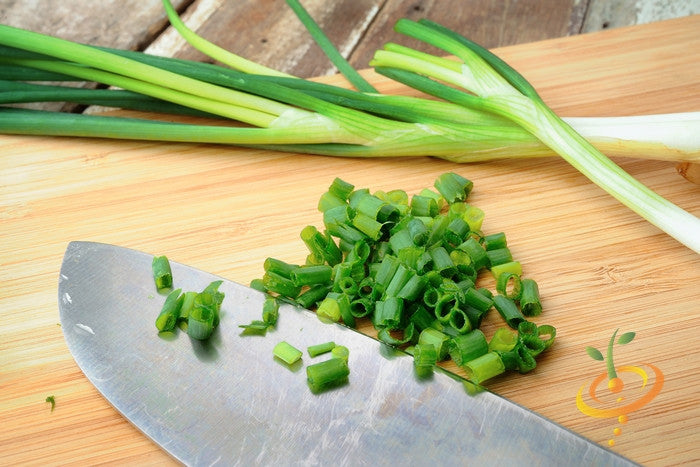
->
151;256;224;341
252;173;556;385
0;0;698;252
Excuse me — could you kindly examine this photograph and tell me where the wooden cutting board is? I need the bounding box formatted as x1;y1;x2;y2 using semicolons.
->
1;15;698;466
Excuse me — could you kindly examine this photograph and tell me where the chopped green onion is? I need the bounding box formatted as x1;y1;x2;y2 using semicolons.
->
463;352;506;384
448;329;488;367
493;295;525;329
187;281;224;340
483;232;507;251
489;328;518;352
45;395;56;412
155;288;183;332
263;297;280;326
273;341;303;365
496;272;522;300
316;295;342;323
490;261;522;280
290;264;333;287
418;327;450;361
413;343;438;378
308;341;336;357
486;248;513;268
296;284;332;309
306;356;350;392
238;320;270;335
520;279;543;316
434;172;473;203
331;345;350;362
151;255;173;290
264;257;298;278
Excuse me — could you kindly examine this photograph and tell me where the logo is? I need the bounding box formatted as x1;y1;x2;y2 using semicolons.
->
576;329;664;447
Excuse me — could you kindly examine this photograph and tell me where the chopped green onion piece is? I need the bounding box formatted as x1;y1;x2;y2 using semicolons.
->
434;172;473;203
316;296;342;323
262;296;279;326
537;324;557;350
263;271;302;298
264;257;298;278
418;327;450;361
274;341;303;365
331;345;350;362
493;294;525;329
296;284;332;309
238;320;270;335
306;358;350;392
45;395;56;412
187;281;224;340
377;321;415;346
463;351;506;384
410;194;439;217
520;278;542;316
290;264;333;287
490;261;523;280
308;341;336;357
462;287;493;313
448;306;472;334
413;343;438;378
151;255;173;290
456;237;488;271
496;272;522;300
515;344;537;374
329;177;355;200
155;288;183;332
486;248;513;267
489;328;518;352
306;356;350;392
448;329;488;367
483;232;507;250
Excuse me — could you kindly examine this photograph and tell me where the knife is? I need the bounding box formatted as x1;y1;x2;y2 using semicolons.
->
58;241;635;466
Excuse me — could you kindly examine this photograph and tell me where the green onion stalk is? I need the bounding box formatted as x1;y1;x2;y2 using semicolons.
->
0;2;697;251
369;19;700;253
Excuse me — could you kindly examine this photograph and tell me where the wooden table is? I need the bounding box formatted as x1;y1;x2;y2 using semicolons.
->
1;1;699;465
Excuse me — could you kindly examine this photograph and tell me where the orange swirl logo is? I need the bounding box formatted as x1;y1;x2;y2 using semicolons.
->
576;329;664;447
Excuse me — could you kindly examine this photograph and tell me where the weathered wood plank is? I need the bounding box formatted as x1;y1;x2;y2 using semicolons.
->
583;0;700;32
348;0;587;70
0;0;189;48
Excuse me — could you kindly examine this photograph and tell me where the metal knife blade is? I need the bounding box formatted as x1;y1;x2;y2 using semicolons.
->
58;241;635;466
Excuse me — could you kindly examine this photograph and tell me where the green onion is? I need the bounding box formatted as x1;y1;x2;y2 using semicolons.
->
308;341;336;357
151;255;173;290
369;19;700;253
496;272;522;300
493;295;526;330
448;329;489;367
306;357;350;392
331;345;350;362
252;174;555;386
45;395;56;412
413;343;438;378
520;279;543;316
316;295;342;323
187;281;224;340
155;288;183;332
463;352;506;384
489;328;518;352
273;341;303;365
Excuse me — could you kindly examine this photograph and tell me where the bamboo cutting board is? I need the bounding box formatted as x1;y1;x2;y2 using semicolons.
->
1;15;699;466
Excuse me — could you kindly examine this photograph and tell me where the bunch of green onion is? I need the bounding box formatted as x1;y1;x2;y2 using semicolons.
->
0;0;698;252
251;173;556;385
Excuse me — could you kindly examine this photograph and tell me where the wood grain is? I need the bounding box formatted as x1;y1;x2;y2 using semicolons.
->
1;15;699;467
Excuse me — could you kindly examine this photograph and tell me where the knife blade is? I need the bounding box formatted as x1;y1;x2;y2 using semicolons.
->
58;241;635;466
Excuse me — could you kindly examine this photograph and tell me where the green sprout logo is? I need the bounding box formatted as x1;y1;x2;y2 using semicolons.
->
576;329;664;447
